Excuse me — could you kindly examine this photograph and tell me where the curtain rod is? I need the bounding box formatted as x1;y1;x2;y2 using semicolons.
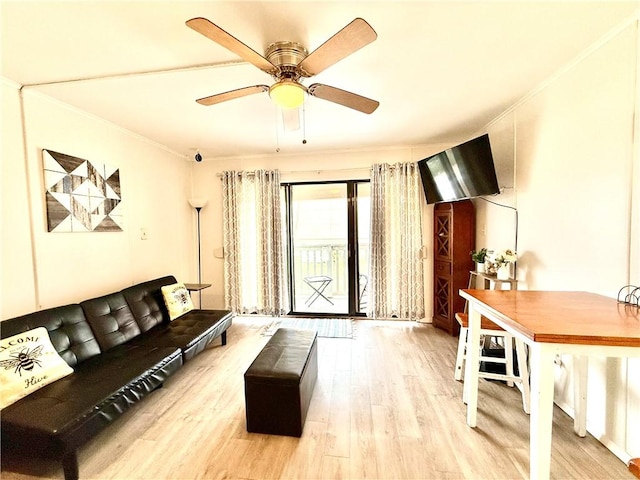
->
214;162;417;178
216;166;372;178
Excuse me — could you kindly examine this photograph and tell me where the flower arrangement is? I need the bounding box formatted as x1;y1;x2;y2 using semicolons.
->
494;249;517;266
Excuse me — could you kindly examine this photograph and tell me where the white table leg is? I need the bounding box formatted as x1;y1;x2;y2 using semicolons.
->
465;303;482;427
529;343;556;480
573;355;588;437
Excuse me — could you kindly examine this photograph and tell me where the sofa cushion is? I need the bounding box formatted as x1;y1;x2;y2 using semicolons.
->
0;305;101;367
0;327;74;409
161;283;194;320
122;275;177;331
131;310;233;362
81;292;141;351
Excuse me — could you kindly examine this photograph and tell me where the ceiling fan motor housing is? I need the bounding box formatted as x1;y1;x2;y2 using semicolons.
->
266;41;308;80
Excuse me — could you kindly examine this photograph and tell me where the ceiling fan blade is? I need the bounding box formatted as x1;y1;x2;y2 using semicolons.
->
186;17;277;74
308;84;379;114
196;85;269;106
298;18;377;77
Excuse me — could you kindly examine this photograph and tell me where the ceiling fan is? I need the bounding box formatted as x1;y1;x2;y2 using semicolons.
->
186;17;380;114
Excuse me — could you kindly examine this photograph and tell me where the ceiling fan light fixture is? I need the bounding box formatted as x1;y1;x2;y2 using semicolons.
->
269;80;306;109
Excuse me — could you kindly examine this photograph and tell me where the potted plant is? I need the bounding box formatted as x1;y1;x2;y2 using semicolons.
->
470;248;488;273
494;249;517;280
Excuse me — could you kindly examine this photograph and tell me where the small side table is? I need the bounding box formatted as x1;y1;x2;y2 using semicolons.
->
303;276;333;306
468;271;517;291
184;283;211;309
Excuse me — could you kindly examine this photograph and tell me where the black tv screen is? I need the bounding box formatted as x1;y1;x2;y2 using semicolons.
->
417;134;500;204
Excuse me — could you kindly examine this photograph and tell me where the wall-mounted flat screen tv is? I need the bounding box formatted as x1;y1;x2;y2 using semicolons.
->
417;134;500;204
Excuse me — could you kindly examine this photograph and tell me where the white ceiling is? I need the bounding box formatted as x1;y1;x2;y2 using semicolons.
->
2;1;638;160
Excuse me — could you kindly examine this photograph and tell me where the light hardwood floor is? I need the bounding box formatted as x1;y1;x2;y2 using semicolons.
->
1;317;634;480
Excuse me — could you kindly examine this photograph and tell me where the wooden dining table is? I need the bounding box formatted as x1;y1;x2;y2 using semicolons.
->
459;289;640;480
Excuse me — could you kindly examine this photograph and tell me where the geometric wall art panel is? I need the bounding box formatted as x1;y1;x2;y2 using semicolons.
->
43;149;123;232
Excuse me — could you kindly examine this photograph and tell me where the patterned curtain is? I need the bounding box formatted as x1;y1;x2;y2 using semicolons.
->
222;170;288;315
369;162;425;320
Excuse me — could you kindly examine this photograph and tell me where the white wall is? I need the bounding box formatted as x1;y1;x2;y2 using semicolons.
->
1;79;37;319
478;18;639;463
1;83;195;319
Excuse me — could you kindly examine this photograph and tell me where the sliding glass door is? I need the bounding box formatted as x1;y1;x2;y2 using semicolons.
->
285;181;369;316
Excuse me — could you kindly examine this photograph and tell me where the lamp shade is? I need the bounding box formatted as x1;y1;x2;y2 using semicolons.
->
188;198;208;209
269;80;306;109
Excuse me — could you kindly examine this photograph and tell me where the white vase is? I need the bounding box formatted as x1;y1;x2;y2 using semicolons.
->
476;262;485;273
497;265;510;280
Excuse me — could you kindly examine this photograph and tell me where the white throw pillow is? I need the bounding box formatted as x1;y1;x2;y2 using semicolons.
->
161;282;194;321
0;327;74;409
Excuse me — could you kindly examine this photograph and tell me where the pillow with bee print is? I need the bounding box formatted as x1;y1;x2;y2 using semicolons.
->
161;282;194;321
0;326;74;409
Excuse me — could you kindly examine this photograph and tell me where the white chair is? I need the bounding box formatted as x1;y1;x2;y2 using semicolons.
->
454;312;530;414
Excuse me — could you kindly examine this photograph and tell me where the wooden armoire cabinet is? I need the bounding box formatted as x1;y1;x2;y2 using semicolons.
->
433;200;475;336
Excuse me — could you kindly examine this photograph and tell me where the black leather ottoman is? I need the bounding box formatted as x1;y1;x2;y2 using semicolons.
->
244;328;318;437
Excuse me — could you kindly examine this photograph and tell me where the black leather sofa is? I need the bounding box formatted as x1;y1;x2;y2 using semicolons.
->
0;275;233;480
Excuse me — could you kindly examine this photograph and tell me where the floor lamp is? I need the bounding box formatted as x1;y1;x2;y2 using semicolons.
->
188;198;208;308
